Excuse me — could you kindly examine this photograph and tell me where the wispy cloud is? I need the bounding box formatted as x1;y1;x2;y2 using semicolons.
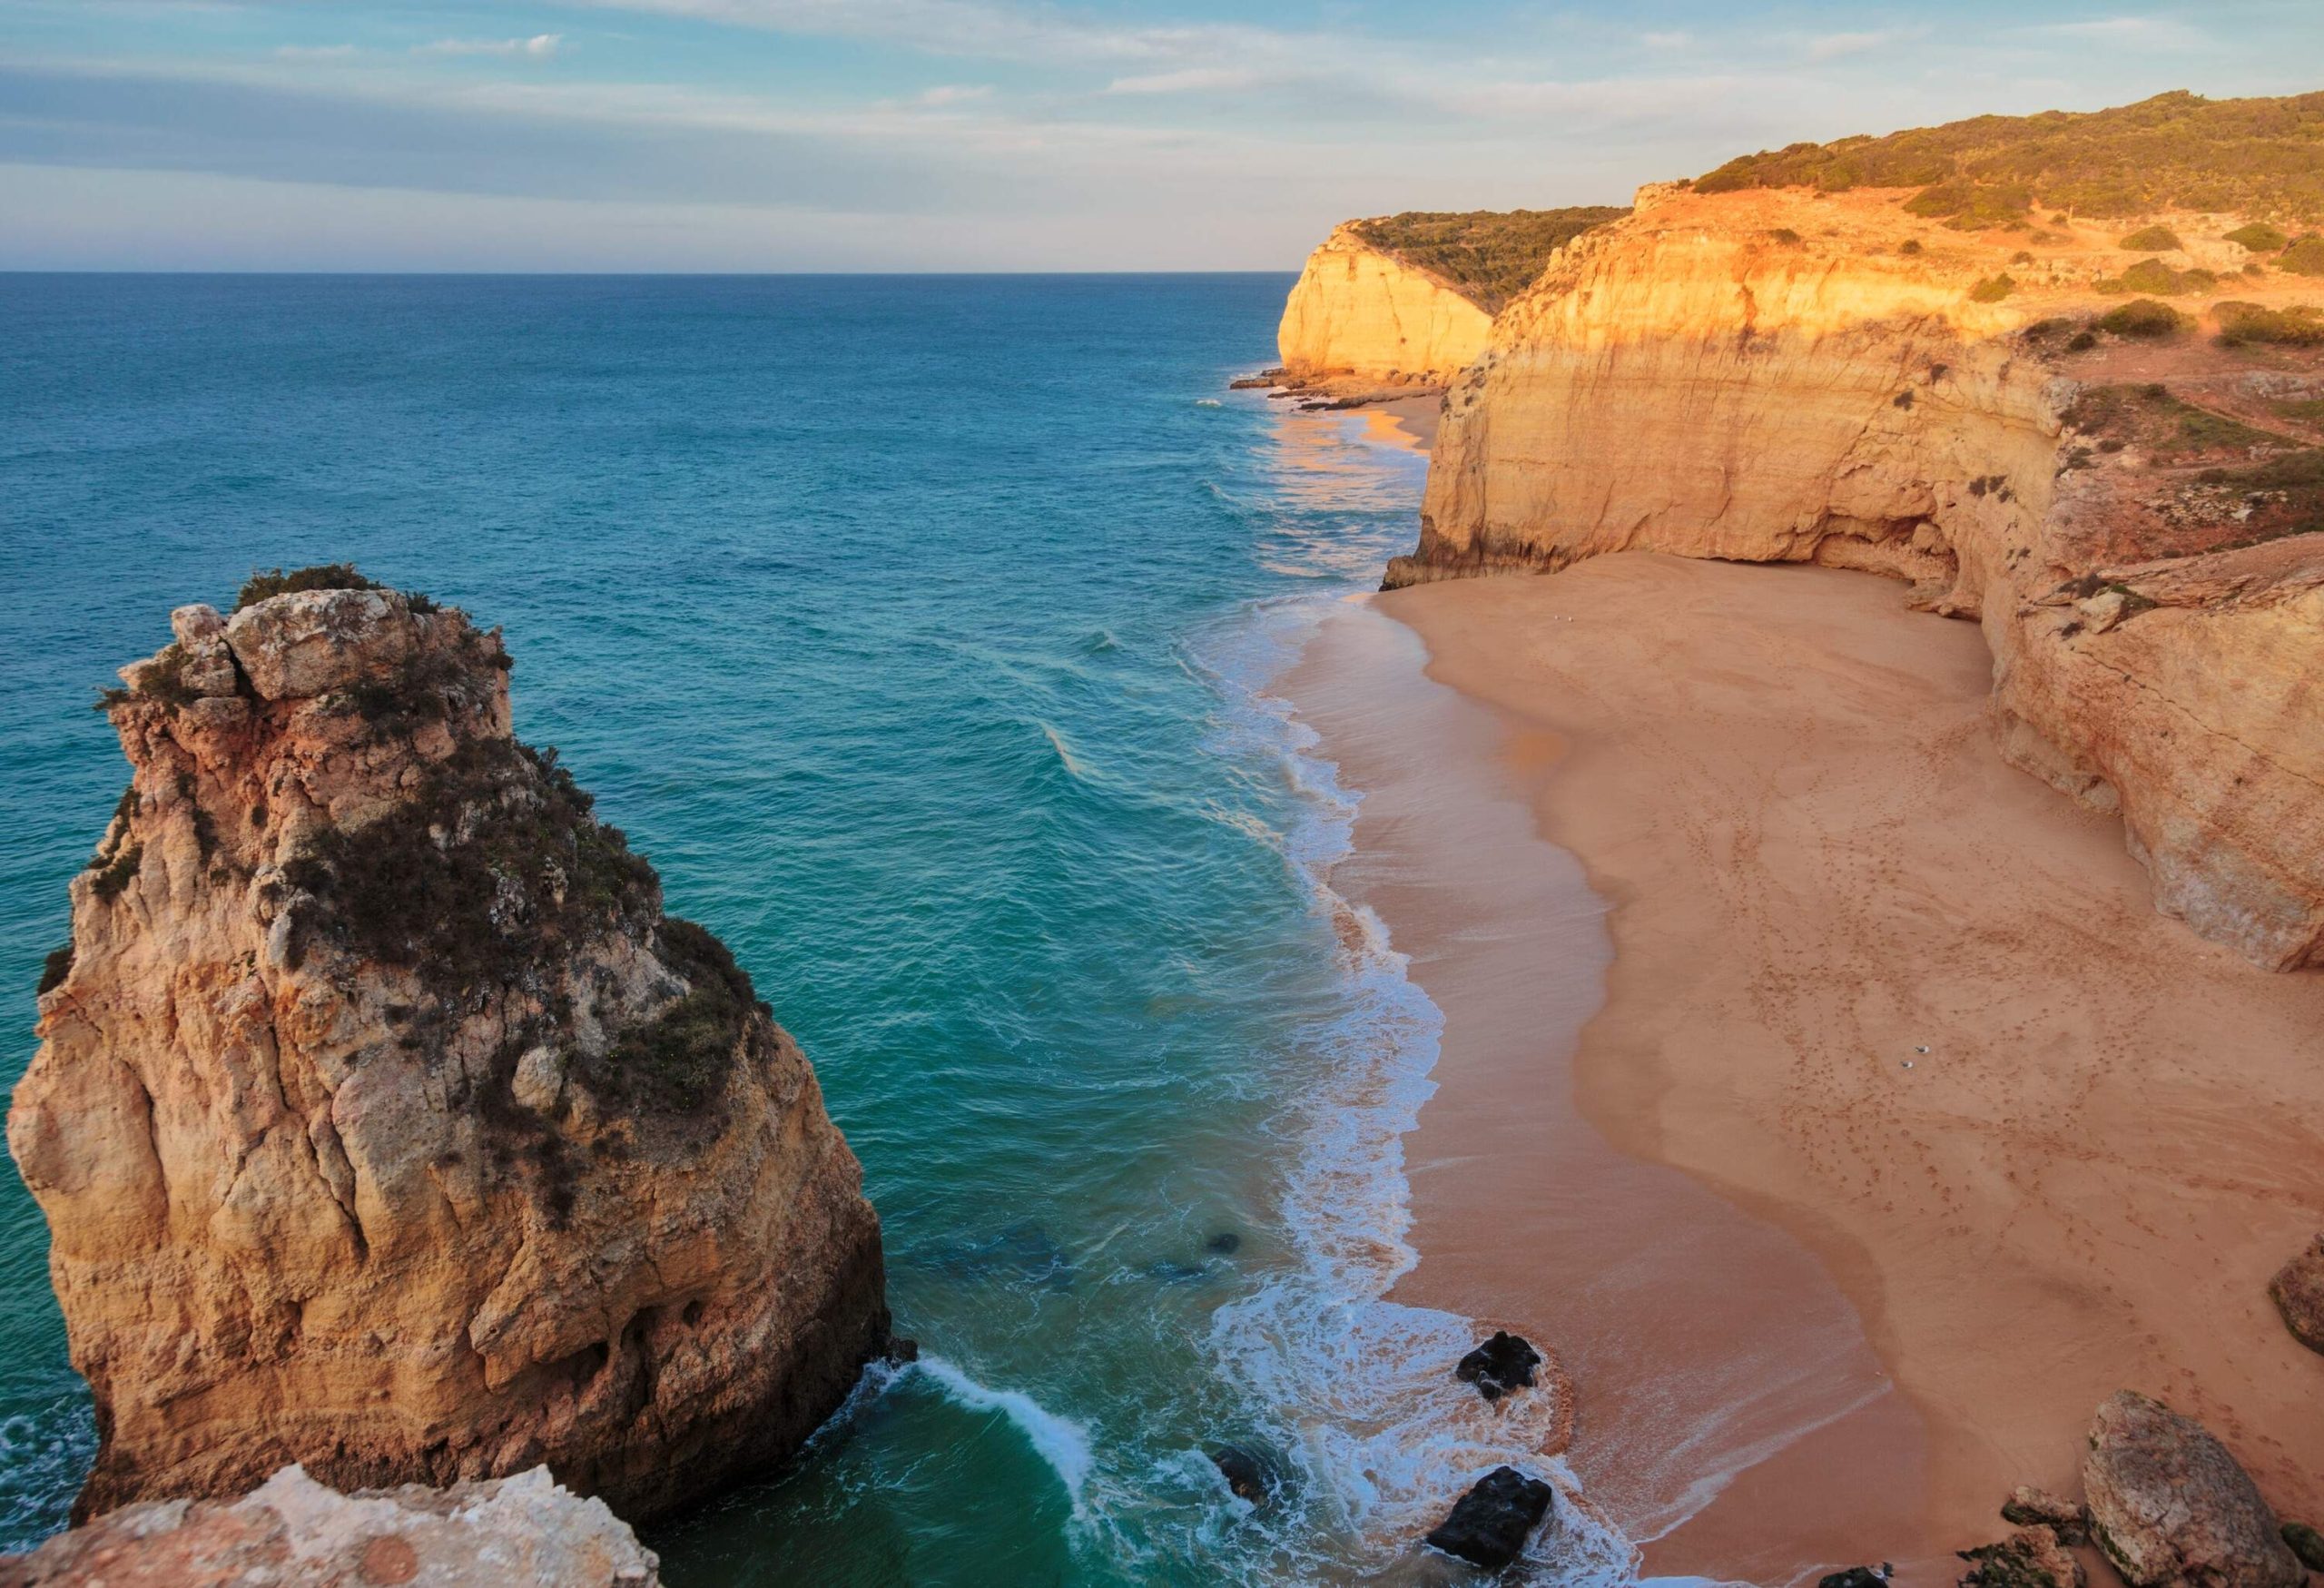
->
1804;29;1910;63
2013;15;2211;51
416;34;565;59
914;83;990;105
1103;64;1266;94
274;44;359;62
1639;31;1692;51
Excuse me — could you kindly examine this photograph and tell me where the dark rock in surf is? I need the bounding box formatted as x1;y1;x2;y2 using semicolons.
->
2282;1522;2324;1572
1455;1331;1541;1403
1819;1567;1894;1588
1211;1445;1278;1508
1423;1465;1554;1570
1206;1231;1242;1255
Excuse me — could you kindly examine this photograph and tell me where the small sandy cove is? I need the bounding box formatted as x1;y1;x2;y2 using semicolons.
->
1288;553;2324;1585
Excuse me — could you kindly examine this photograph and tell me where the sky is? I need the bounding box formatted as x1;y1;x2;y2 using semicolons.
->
0;1;2319;271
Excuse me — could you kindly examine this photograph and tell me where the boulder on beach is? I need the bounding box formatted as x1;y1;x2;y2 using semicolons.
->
1959;1528;2087;1588
2268;1237;2324;1355
2282;1523;2324;1573
2003;1485;2092;1546
1454;1331;1542;1403
2082;1391;2304;1588
1423;1465;1554;1571
1819;1568;1894;1588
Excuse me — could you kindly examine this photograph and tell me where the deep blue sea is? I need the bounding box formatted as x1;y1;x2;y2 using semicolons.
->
0;275;1624;1584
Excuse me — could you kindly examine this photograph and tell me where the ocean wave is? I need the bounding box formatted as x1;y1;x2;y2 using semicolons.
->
1185;593;1645;1584
912;1356;1098;1514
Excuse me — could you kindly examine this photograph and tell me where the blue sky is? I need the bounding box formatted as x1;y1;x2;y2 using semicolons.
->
2;1;2319;270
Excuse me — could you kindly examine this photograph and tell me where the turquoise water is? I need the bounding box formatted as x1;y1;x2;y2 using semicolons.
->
0;276;1626;1584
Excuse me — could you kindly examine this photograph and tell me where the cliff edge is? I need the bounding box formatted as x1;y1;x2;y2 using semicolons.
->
1275;208;1625;388
1381;94;2324;970
9;568;891;1523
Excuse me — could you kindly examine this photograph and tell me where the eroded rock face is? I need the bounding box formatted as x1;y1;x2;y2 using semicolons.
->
2004;1485;2092;1546
1384;182;2324;970
9;581;889;1524
0;1465;656;1587
2267;1236;2324;1353
2082;1391;2302;1588
1959;1527;2087;1588
1276;223;1494;386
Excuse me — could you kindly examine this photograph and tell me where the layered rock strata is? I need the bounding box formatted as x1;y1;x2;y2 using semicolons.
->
1384;181;2324;969
0;1465;657;1587
9;580;889;1523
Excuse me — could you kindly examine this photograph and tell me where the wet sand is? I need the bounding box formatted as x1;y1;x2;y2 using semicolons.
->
1289;554;2324;1583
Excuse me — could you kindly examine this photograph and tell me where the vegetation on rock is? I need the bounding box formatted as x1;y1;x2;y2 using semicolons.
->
2282;237;2324;276
1348;206;1631;313
2096;299;2187;338
234;563;383;612
2102;258;2218;296
281;739;659;994
1693;90;2324;223
2216;301;2324;347
2118;224;2183;252
2227;222;2290;253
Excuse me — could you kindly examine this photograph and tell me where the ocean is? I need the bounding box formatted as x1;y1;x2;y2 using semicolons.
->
0;274;1627;1584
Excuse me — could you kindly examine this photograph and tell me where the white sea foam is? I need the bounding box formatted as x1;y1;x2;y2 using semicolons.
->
913;1356;1098;1513
1186;590;1644;1585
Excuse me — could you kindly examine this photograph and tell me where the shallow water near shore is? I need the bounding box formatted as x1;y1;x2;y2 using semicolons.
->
0;275;1631;1583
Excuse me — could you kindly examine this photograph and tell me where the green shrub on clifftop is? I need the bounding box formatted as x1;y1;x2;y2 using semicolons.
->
1348;206;1632;313
2118;224;2183;251
235;563;382;612
2097;299;2187;338
2227;222;2290;252
1692;90;2324;224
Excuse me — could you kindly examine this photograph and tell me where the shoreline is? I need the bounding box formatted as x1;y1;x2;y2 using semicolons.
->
1290;552;2324;1583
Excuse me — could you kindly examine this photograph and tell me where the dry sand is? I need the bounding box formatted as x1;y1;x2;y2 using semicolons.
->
1289;553;2324;1584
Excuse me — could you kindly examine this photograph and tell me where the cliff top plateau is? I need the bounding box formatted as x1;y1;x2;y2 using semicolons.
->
1345;207;1632;314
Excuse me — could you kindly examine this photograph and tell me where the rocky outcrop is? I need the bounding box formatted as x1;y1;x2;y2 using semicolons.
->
2267;1236;2324;1352
9;576;889;1524
0;1465;656;1587
1423;1465;1554;1570
1959;1529;2087;1588
2004;1486;2093;1546
2082;1391;2303;1588
1453;1330;1541;1402
1382;177;2324;970
1276;223;1494;386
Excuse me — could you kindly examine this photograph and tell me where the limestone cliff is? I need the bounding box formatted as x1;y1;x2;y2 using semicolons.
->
1383;179;2323;970
1276;223;1494;386
9;573;891;1523
0;1465;657;1587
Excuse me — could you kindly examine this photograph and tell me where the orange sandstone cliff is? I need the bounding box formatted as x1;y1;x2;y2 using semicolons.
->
1276;222;1495;386
1383;158;2323;969
1276;208;1626;389
8;577;890;1523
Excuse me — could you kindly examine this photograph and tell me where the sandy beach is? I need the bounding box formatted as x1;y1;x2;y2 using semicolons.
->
1291;554;2324;1583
